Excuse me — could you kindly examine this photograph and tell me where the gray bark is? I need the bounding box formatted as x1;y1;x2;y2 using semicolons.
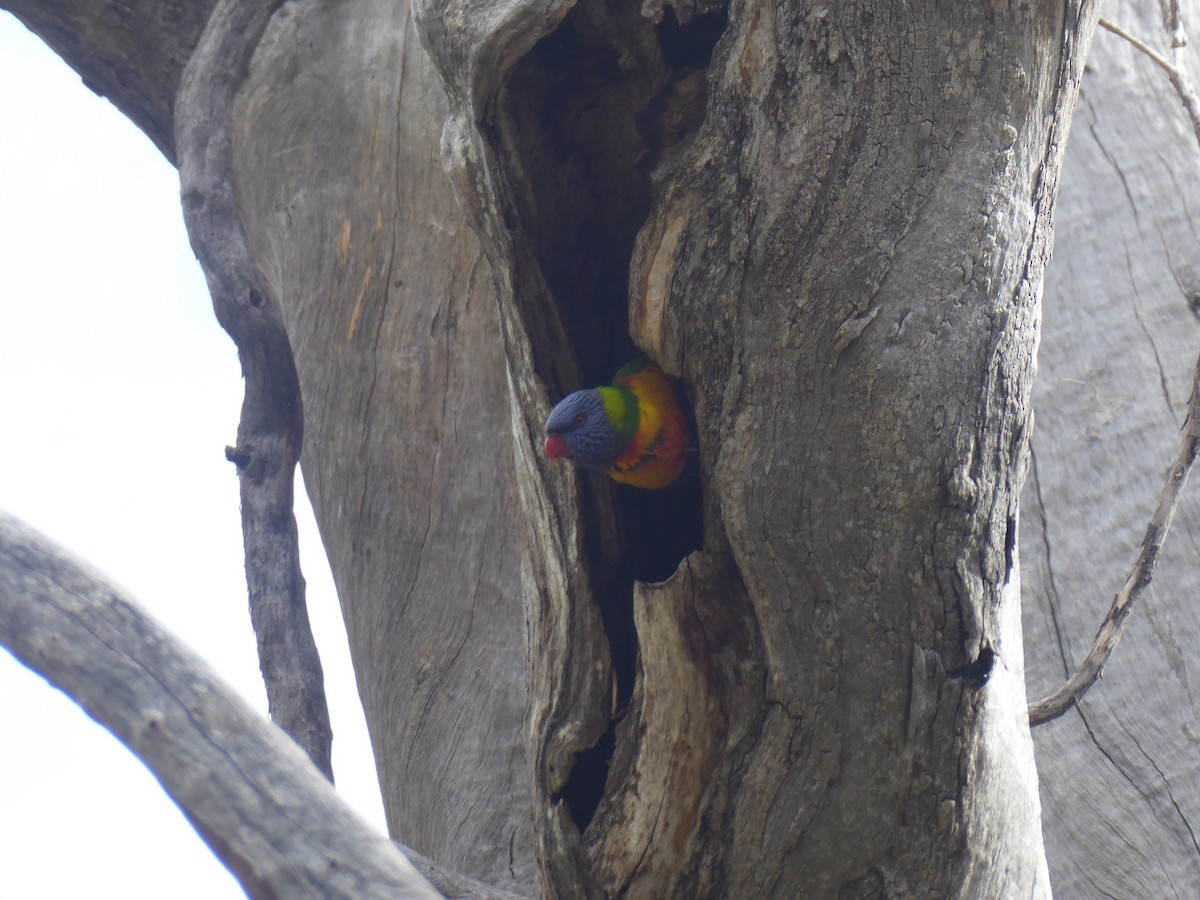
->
1023;0;1200;895
0;512;439;900
177;0;333;782
2;0;536;891
14;0;1200;897
416;0;1096;894
231;1;535;890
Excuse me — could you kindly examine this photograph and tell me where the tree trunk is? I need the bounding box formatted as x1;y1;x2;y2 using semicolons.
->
3;0;536;892
229;0;536;891
26;0;1200;896
415;0;1094;894
1022;0;1200;895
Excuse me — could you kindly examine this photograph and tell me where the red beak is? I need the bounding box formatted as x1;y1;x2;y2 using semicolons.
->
544;435;570;461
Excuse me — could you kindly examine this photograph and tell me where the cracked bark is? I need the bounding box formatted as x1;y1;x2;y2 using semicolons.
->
13;0;1200;896
414;0;1096;894
4;0;534;891
231;0;535;890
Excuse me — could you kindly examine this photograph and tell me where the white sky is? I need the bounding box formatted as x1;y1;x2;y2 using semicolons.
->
0;13;386;898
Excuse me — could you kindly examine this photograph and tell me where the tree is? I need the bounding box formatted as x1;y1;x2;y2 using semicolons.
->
2;0;1199;896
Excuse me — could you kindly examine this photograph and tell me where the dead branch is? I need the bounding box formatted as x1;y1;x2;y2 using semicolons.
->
174;0;333;776
1029;9;1200;727
1097;16;1200;145
0;512;532;900
0;512;439;898
1029;359;1200;724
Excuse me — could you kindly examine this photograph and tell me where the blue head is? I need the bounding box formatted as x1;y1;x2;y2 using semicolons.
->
544;389;631;469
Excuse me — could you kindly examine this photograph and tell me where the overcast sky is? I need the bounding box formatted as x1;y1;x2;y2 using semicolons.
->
0;13;385;897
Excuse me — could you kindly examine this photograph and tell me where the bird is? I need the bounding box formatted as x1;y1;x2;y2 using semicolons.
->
544;359;693;489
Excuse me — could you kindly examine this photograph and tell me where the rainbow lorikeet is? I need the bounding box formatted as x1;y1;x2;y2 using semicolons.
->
544;359;693;489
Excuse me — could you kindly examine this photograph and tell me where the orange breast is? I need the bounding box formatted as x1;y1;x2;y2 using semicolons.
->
609;364;690;489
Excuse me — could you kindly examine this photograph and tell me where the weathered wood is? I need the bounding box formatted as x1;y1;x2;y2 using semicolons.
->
0;512;439;900
1022;0;1200;894
586;552;762;898
20;0;1200;895
176;0;333;781
416;0;1099;895
5;0;535;888
230;0;535;890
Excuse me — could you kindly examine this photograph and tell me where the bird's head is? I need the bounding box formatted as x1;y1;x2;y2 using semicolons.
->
544;388;630;469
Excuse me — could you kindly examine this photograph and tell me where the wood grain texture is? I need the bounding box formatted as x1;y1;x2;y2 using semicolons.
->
1022;1;1200;895
632;4;1084;894
231;1;535;891
177;0;333;782
586;552;762;898
417;0;1099;894
0;512;439;900
21;0;1200;894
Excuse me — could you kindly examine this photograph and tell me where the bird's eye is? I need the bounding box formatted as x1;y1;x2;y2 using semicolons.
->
572;412;587;428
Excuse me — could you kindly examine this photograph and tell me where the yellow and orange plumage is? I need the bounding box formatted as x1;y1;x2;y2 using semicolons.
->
544;359;692;489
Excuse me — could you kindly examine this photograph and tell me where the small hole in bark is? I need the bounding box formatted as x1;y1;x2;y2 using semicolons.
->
947;646;996;689
560;720;617;833
248;288;265;307
225;444;251;469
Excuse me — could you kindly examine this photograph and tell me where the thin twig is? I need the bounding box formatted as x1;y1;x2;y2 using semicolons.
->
1030;346;1200;725
1032;9;1200;727
1099;17;1177;72
1098;17;1200;147
175;0;333;776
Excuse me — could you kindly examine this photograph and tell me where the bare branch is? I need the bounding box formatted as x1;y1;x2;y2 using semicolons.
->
0;512;439;899
0;512;531;899
1165;2;1200;143
1031;9;1200;727
0;0;218;162
1167;0;1187;50
1029;361;1200;724
1097;17;1200;147
1098;17;1177;73
175;0;333;776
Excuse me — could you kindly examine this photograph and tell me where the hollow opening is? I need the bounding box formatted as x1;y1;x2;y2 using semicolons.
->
949;646;997;689
504;0;727;834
